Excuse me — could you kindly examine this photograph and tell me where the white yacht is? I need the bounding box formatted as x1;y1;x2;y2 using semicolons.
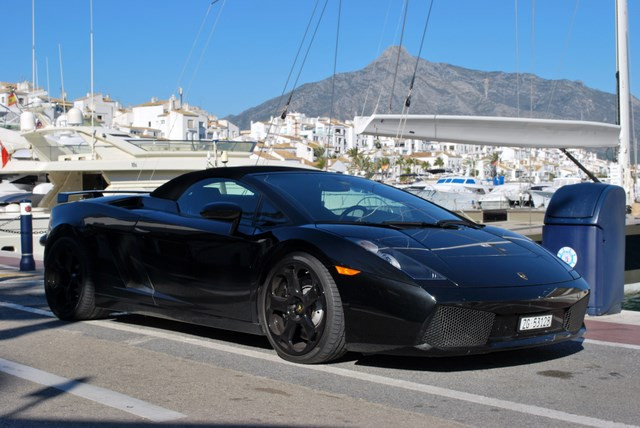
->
529;177;582;208
0;117;309;256
478;181;533;210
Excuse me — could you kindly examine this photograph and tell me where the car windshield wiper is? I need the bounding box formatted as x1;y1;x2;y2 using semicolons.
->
381;219;484;229
317;221;403;230
436;219;484;229
381;221;440;229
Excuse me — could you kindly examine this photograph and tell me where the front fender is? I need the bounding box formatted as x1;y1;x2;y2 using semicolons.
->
258;226;438;350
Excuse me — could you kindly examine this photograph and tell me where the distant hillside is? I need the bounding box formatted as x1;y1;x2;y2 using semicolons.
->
226;46;639;160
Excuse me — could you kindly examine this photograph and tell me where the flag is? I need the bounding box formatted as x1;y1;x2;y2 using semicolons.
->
0;140;10;168
7;92;17;107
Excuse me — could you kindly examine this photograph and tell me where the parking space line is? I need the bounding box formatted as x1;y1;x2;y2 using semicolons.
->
1;300;637;428
0;301;53;317
583;338;640;351
0;357;186;422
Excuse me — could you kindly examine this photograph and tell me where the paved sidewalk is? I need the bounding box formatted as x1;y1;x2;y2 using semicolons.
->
0;249;43;271
584;309;640;346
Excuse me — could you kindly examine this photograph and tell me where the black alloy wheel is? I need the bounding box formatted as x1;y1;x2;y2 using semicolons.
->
260;252;346;364
44;237;104;321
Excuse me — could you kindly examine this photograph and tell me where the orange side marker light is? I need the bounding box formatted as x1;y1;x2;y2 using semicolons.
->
335;266;361;276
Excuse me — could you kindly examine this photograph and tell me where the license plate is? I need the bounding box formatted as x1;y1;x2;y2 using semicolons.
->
518;314;553;331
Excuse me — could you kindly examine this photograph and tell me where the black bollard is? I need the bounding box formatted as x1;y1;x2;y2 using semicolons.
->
19;201;35;271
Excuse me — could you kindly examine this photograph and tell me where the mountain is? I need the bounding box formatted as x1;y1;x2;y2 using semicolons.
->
226;46;639;159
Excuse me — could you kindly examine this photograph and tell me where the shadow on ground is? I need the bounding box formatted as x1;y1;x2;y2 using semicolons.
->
348;339;584;371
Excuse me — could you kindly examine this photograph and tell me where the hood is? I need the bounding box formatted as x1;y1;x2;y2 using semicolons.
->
316;223;574;287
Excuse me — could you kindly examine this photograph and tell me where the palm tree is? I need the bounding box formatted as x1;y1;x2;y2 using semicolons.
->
346;147;370;176
490;151;500;177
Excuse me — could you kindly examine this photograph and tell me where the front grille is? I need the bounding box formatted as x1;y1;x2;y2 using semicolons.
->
422;305;496;348
563;295;589;332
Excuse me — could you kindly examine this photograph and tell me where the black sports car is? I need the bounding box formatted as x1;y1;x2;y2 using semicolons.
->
43;166;589;363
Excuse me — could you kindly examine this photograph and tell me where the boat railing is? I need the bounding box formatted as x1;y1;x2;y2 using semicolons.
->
30;144;93;161
125;139;256;153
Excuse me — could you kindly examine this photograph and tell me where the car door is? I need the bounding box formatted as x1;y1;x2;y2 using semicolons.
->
133;177;262;321
82;203;154;308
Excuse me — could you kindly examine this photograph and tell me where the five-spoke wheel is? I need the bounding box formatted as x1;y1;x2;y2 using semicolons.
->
260;253;346;364
44;237;104;321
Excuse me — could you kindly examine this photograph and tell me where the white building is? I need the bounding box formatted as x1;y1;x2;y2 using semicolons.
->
117;96;210;141
1;81;58;126
208;118;239;140
74;93;120;126
159;109;206;141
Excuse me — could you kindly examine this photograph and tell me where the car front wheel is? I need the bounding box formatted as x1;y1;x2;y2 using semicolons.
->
44;237;105;321
259;252;346;364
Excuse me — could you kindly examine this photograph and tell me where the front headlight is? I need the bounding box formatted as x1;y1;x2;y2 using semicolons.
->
351;239;446;280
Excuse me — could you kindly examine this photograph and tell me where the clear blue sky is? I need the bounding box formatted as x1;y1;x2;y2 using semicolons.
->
2;0;639;119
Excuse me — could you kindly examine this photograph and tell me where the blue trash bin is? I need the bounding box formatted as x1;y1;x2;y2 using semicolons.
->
542;183;625;315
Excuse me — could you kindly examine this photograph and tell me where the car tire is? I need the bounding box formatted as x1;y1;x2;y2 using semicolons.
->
259;252;346;364
44;237;106;321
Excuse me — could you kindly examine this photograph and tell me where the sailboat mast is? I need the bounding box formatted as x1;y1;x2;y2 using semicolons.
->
32;0;35;90
90;0;94;130
616;0;634;204
59;44;66;114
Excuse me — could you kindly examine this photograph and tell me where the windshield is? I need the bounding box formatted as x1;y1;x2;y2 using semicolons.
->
253;172;462;225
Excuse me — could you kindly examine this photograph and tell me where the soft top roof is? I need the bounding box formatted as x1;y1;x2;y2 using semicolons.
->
150;166;319;201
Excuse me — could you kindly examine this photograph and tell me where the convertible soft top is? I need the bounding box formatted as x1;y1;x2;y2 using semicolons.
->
151;166;317;201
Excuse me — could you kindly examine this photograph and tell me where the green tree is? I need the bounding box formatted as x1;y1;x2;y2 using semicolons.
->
435;157;444;167
490;152;500;177
347;147;370;176
347;148;359;158
313;147;326;160
315;156;327;170
490;151;500;164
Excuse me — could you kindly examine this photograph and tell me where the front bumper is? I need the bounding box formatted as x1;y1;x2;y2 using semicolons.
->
413;294;588;356
341;272;590;356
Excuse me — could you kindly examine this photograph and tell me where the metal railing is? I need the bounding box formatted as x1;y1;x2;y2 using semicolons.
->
126;140;256;153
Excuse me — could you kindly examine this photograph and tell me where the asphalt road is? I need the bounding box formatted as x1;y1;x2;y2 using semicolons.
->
1;266;639;428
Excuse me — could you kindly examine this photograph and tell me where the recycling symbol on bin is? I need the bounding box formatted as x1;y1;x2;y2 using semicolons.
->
557;247;578;269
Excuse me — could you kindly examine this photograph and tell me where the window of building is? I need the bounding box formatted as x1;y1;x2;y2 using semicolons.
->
188;119;194;128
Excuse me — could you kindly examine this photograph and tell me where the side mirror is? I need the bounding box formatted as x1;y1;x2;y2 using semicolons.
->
200;202;242;234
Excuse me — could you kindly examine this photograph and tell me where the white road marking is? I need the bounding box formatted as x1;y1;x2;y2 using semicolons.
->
583;338;640;351
0;264;19;270
0;301;53;317
1;300;637;428
0;357;186;422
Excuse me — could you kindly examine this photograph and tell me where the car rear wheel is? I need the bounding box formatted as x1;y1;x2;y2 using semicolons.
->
44;237;105;321
259;252;346;364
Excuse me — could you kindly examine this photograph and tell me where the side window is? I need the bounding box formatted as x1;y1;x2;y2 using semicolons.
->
177;178;258;227
255;198;289;229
